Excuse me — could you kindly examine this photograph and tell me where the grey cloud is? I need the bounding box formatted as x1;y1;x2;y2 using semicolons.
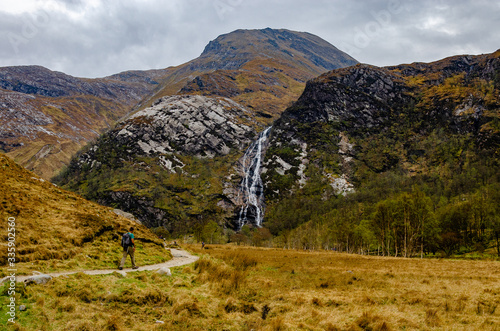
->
0;0;497;77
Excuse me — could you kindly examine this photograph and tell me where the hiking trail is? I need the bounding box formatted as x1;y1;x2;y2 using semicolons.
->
11;248;198;283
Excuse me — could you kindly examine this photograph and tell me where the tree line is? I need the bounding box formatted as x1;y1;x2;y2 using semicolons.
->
263;157;500;258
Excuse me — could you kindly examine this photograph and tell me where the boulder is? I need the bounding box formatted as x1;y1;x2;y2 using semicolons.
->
23;274;52;286
113;208;142;225
0;274;16;284
155;267;172;276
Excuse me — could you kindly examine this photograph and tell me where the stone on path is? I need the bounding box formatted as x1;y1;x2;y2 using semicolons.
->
24;273;52;286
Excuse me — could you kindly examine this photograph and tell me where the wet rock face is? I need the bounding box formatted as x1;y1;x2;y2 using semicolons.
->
115;95;257;158
234;127;272;229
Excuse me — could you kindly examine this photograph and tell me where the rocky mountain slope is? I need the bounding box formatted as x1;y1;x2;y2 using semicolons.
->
54;95;261;231
139;28;358;120
264;51;500;198
0;153;167;272
261;50;500;255
114;95;259;158
0;66;168;179
1;28;356;180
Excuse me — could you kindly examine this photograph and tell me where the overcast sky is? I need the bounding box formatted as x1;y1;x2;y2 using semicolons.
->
1;0;498;78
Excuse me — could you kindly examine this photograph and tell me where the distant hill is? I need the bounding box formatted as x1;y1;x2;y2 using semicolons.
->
143;28;358;120
0;65;162;102
0;65;167;179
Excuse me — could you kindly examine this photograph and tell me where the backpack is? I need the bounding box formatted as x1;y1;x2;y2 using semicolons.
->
121;232;132;248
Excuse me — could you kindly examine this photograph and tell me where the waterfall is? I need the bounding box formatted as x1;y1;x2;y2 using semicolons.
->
237;126;272;230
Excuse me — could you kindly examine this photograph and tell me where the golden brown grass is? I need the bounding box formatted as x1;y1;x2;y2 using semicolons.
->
0;153;170;275
185;244;500;330
4;93;131;180
3;243;500;330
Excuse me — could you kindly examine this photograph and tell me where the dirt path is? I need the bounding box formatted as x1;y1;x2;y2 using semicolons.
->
13;248;198;283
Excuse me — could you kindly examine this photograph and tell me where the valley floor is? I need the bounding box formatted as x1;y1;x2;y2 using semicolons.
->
2;244;499;330
187;244;500;330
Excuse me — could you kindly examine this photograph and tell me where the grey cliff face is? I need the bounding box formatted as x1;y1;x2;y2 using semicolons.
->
114;95;257;159
282;64;410;131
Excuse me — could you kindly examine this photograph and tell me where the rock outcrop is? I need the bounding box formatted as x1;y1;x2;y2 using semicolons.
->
115;95;257;158
281;64;410;129
155;267;172;276
23;273;52;286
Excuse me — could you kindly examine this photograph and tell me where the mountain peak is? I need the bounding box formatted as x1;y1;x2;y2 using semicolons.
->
140;28;358;123
199;28;357;72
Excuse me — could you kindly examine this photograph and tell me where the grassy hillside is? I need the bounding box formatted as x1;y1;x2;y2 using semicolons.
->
0;153;170;276
1;91;133;180
2;244;499;330
179;58;313;122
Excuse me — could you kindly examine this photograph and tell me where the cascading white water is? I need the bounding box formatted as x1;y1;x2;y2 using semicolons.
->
237;126;272;229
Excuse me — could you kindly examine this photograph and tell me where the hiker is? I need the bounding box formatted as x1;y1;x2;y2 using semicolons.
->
202;241;205;249
119;227;139;270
